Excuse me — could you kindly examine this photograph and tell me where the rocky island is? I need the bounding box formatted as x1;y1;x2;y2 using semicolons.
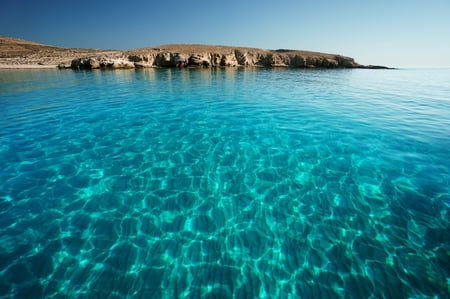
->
0;36;388;69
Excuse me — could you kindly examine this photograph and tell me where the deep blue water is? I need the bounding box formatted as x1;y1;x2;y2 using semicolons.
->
0;68;449;298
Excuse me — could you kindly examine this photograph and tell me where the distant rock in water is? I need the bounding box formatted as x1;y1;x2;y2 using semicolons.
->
0;36;390;69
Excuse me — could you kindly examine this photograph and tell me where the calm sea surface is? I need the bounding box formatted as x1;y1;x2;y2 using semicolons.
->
0;68;449;298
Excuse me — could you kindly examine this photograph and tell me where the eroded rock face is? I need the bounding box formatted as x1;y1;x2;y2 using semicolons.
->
63;43;366;70
235;50;256;66
68;49;361;69
188;53;210;67
70;57;134;69
219;53;238;67
1;37;389;69
172;53;189;67
64;44;374;70
291;55;306;67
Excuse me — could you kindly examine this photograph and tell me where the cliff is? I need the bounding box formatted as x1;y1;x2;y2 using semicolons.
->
0;36;121;68
69;44;362;69
0;36;388;69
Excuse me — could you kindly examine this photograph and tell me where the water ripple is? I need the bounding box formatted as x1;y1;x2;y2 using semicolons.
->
0;68;449;298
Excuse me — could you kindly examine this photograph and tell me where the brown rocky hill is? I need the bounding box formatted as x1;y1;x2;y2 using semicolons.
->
0;36;121;68
0;36;387;69
124;44;361;68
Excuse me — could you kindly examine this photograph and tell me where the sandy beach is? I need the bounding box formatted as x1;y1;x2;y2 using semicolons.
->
0;63;58;69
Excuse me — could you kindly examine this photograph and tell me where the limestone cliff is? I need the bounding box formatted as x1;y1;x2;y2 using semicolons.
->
0;36;389;69
70;44;363;69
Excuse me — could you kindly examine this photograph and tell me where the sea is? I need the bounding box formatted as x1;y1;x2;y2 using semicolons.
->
0;67;449;298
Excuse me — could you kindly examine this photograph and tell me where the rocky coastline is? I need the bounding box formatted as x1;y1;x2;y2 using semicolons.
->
68;45;361;69
0;36;390;70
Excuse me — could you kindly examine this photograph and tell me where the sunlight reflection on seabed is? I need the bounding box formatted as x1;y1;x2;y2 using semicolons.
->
0;68;449;298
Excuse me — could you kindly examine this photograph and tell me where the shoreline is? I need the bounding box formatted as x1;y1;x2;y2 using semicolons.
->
1;36;391;70
0;64;395;70
0;64;58;69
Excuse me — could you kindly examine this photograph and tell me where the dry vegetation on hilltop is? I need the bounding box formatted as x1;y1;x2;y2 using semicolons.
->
1;36;387;69
0;36;121;68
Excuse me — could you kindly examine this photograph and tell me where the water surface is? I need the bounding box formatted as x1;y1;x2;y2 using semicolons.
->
0;68;449;298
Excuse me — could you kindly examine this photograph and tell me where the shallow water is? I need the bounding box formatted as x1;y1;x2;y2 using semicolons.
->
0;68;449;298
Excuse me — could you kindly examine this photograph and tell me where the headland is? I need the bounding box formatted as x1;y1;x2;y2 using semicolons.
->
0;36;390;70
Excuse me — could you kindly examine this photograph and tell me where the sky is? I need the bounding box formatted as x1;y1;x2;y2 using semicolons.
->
1;0;449;67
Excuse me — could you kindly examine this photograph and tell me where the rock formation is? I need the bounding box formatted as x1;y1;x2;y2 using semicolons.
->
69;45;364;69
0;36;122;69
119;44;363;69
0;36;390;69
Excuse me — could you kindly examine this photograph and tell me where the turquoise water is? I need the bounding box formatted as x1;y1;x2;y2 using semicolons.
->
0;68;449;298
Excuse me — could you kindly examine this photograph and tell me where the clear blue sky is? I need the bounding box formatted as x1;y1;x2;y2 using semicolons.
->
1;0;449;67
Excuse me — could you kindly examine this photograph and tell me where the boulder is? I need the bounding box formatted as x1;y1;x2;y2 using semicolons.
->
324;58;338;68
210;53;222;67
259;54;287;67
172;53;189;67
280;55;291;66
110;59;135;68
155;53;173;67
290;55;306;67
87;58;100;69
134;61;153;68
234;50;246;65
188;54;210;67
220;53;238;67
235;50;262;66
71;58;82;69
305;57;319;67
99;58;112;67
335;55;357;67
